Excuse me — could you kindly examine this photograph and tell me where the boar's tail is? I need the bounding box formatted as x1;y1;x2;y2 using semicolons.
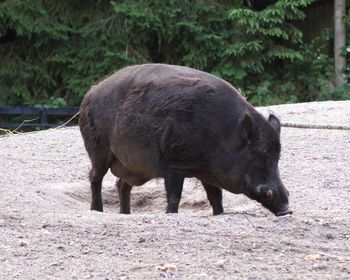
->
79;98;102;150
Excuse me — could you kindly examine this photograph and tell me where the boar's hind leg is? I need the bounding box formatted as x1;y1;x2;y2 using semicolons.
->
117;179;132;214
88;151;113;212
164;170;185;213
202;182;224;215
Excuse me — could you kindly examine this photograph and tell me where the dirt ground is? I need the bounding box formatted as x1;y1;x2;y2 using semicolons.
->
0;101;349;280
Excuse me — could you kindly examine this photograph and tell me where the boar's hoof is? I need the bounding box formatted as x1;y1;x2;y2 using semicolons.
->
213;209;224;216
91;204;103;212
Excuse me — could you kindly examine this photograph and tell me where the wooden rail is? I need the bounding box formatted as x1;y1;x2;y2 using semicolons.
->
0;106;80;130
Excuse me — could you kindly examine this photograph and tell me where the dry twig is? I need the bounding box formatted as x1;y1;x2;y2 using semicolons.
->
52;111;80;130
12;117;39;133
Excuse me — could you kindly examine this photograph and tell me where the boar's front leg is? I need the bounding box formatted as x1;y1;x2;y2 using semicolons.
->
117;179;132;214
202;182;224;215
164;170;185;213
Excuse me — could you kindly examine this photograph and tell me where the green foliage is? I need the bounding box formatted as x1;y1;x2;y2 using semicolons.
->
245;29;336;105
0;0;348;107
0;0;128;106
344;14;350;87
110;0;232;70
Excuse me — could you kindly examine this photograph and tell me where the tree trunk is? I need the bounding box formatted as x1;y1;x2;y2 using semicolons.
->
334;0;346;87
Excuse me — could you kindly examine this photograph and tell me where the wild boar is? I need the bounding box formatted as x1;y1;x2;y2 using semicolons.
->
79;64;292;216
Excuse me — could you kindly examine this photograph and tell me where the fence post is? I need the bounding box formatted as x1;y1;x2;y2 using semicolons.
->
40;108;48;129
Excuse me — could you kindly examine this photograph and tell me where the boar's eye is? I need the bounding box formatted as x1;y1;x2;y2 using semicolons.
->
254;153;275;170
255;157;267;169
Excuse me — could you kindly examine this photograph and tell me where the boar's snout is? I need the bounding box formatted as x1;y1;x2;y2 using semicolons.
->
251;182;292;216
274;204;293;216
262;196;293;217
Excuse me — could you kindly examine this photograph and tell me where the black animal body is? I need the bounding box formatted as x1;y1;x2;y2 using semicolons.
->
79;64;292;216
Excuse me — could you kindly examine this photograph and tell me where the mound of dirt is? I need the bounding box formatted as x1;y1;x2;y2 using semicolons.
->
0;101;349;279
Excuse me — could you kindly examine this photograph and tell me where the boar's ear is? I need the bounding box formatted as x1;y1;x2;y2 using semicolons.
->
268;114;281;135
241;113;254;142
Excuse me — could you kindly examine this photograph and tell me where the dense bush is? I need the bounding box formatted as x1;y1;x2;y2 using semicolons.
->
0;0;127;106
0;0;348;106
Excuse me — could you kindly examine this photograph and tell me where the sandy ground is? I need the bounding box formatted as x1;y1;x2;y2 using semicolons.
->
0;101;349;280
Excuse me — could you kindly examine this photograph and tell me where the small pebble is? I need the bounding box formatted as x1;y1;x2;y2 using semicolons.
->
325;233;334;239
138;237;146;243
19;240;28;247
304;254;320;261
216;259;226;268
42;223;49;228
155;264;177;272
83;273;93;279
155;263;177;278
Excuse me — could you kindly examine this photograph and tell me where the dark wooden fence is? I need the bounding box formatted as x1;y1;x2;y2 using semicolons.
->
0;106;80;130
